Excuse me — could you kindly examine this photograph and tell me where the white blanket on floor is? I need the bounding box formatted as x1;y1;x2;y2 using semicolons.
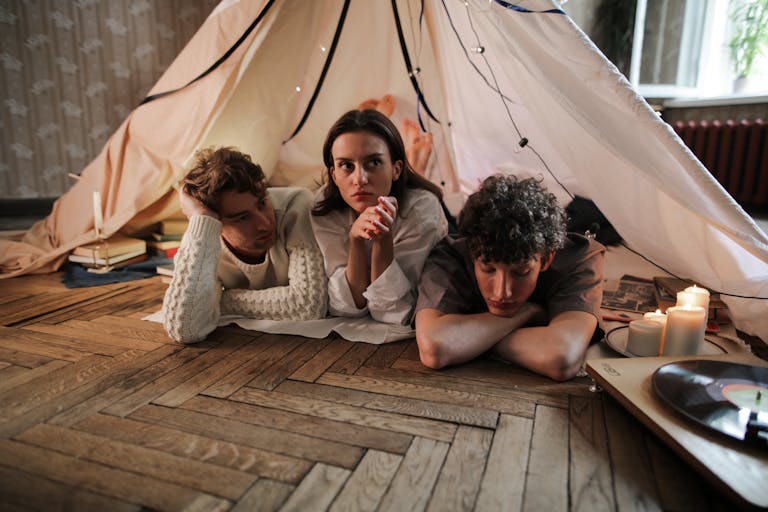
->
143;310;414;344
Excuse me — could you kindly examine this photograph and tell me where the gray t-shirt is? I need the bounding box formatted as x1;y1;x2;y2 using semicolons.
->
416;233;605;321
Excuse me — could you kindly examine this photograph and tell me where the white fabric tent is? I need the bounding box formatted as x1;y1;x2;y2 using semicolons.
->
2;0;767;339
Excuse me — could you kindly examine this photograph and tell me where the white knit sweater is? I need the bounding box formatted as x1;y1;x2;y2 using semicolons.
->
162;187;327;343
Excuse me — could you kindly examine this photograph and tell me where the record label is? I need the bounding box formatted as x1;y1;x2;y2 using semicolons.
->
721;384;768;413
652;360;768;448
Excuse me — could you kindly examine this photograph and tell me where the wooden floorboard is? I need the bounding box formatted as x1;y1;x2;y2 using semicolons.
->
0;272;759;511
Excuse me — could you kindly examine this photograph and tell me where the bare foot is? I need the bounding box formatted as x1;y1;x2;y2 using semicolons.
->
402;118;420;149
377;94;395;117
357;94;396;117
358;98;379;111
402;119;433;175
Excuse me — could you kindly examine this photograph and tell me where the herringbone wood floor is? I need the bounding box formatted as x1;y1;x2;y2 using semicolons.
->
0;273;744;511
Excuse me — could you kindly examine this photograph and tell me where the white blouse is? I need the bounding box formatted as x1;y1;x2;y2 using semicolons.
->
310;186;448;325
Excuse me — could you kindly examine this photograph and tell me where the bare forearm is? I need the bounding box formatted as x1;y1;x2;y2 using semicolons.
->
370;234;394;282
345;238;369;309
415;305;540;369
492;311;596;381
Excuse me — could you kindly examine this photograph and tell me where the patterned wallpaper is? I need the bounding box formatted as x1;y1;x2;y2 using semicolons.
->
0;0;219;199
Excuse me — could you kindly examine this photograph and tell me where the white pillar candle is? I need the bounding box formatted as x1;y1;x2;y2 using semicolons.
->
643;309;667;325
93;190;104;238
627;320;664;357
663;305;706;356
643;309;667;353
676;285;710;312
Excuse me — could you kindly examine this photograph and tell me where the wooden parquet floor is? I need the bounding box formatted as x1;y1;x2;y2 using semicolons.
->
0;273;744;511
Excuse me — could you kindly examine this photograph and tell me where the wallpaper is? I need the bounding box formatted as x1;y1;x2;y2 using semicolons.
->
0;0;219;199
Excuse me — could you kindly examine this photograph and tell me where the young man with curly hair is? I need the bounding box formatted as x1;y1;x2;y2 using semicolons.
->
162;147;327;343
415;175;605;381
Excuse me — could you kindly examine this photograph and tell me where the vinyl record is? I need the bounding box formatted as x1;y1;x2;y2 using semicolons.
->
652;360;768;448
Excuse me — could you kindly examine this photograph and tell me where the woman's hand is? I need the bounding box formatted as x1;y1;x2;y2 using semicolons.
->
349;196;398;241
179;187;219;220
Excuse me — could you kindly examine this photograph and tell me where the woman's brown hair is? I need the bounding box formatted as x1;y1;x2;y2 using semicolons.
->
311;109;442;216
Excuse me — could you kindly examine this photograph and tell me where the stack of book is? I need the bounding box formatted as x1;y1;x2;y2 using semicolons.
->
146;218;188;258
68;234;148;271
156;262;175;284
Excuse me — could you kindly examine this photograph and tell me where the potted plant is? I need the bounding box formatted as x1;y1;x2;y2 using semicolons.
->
728;0;768;92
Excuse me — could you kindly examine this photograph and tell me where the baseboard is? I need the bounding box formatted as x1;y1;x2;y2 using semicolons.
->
0;198;56;217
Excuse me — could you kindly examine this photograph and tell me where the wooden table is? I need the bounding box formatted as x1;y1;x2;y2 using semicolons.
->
0;273;763;511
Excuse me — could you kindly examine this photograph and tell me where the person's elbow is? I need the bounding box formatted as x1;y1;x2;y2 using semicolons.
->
165;326;208;345
542;353;583;381
539;341;586;381
539;312;594;381
415;326;451;369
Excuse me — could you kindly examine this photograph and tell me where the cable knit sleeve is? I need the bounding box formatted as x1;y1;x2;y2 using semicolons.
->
219;243;327;320
162;215;224;344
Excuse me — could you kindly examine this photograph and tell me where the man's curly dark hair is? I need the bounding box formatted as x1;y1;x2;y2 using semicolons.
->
458;174;567;264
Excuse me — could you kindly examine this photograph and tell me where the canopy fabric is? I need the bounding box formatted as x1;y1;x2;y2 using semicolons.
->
2;0;767;339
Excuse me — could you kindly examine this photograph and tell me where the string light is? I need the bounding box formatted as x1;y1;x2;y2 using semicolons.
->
408;67;422;77
440;0;767;301
320;46;327;52
471;46;485;53
295;86;301;92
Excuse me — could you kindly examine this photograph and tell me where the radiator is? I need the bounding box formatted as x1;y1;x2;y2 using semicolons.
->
672;118;767;208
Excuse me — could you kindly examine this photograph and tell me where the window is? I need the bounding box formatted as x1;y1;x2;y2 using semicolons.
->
630;0;768;98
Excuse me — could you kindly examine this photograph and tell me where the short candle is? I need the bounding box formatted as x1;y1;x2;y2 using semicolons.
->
627;320;664;357
92;190;104;238
663;304;706;356
643;309;667;353
643;309;667;325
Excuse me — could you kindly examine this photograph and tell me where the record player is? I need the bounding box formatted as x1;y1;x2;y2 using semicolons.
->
653;360;768;448
586;352;768;510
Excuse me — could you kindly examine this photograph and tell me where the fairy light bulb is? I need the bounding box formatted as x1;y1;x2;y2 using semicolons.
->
320;46;327;52
513;137;529;153
472;46;485;54
409;67;421;77
295;86;301;92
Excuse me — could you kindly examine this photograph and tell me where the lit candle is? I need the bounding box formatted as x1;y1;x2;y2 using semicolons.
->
93;190;104;238
643;309;667;325
663;305;706;356
676;285;710;311
627;320;664;357
643;309;667;353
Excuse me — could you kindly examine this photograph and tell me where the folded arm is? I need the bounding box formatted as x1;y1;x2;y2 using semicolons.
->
491;310;597;381
415;303;543;369
221;244;327;321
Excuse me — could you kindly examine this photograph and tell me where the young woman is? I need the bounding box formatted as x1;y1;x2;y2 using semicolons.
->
310;109;449;326
163;147;327;344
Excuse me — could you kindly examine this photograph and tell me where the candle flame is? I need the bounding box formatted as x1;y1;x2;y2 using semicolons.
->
655;309;662;315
